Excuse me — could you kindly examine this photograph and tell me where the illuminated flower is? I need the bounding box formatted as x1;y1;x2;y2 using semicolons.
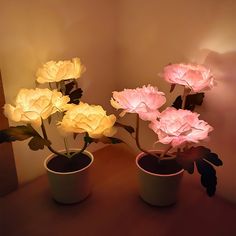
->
149;107;213;147
36;57;85;84
4;88;70;127
58;102;117;138
163;63;214;92
111;85;166;121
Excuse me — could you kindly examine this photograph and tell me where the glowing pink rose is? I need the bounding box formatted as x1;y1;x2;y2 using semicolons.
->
149;107;213;147
163;63;214;92
111;85;166;121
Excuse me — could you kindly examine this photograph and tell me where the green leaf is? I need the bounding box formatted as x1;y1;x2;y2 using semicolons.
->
0;125;39;143
115;122;135;134
196;159;217;197
65;81;76;95
172;93;205;111
107;137;124;144
84;135;94;144
176;146;210;164
172;95;182;109
69;88;83;104
90;136;124;144
176;146;223;197
170;84;176;93
60;81;66;95
204;153;223;166
28;136;51;151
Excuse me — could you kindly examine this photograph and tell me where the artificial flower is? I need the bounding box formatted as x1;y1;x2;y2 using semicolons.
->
111;85;166;121
163;63;214;92
36;57;85;84
149;107;213;147
58;102;117;138
4;88;70;127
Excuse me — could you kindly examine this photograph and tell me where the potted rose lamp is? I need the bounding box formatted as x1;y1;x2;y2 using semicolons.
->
111;63;223;206
0;58;123;204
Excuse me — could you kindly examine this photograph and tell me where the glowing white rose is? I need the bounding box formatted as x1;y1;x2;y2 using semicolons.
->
4;88;70;127
58;102;117;138
36;57;85;84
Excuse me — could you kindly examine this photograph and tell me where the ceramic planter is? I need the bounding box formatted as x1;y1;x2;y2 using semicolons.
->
136;151;184;206
44;149;94;204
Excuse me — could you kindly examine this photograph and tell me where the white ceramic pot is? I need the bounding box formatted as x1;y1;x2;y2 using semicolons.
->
44;149;94;204
136;151;184;206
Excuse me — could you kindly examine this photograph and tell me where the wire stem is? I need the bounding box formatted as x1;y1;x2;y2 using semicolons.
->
63;137;70;156
160;145;172;158
70;133;90;158
135;114;160;159
182;87;190;109
41;120;68;157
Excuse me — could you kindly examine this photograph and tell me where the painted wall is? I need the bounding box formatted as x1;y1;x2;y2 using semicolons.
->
117;0;236;203
0;0;117;184
1;0;236;203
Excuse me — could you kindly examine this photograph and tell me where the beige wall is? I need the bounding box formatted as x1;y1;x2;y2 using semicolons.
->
1;0;236;203
117;0;236;203
0;0;117;184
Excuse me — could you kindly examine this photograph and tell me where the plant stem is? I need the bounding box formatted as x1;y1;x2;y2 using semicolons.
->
41;120;68;157
135;114;159;158
63;137;70;156
182;87;190;109
49;82;53;90
160;145;172;158
70;134;90;158
56;82;60;91
181;87;190;151
60;81;66;95
74;79;79;89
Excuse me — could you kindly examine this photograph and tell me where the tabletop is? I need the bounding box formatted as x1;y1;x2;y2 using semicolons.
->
1;145;236;236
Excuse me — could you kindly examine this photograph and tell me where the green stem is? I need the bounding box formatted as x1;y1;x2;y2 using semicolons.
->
160;145;172;158
49;82;53;90
60;81;66;95
70;134;90;158
135;114;159;159
41;120;68;157
181;87;190;151
63;137;70;156
182;87;190;109
74;79;79;89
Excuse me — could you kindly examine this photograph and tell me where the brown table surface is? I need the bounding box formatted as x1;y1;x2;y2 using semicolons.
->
1;145;236;236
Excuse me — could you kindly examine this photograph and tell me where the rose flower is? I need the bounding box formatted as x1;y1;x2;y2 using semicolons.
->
58;102;117;138
163;63;214;92
149;107;213;147
4;88;70;127
111;85;166;121
36;57;85;84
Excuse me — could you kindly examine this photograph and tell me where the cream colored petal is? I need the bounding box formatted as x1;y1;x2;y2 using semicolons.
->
110;98;122;110
3;104;20;122
30;117;42;128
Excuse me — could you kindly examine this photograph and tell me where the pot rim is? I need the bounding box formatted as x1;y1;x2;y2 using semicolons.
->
44;149;94;175
135;150;184;177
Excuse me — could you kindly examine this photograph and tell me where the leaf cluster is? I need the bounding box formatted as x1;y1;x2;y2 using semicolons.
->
176;146;223;196
62;80;83;105
0;125;50;151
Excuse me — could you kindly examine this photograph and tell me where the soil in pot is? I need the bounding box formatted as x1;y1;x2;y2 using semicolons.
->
138;154;182;175
47;152;91;173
